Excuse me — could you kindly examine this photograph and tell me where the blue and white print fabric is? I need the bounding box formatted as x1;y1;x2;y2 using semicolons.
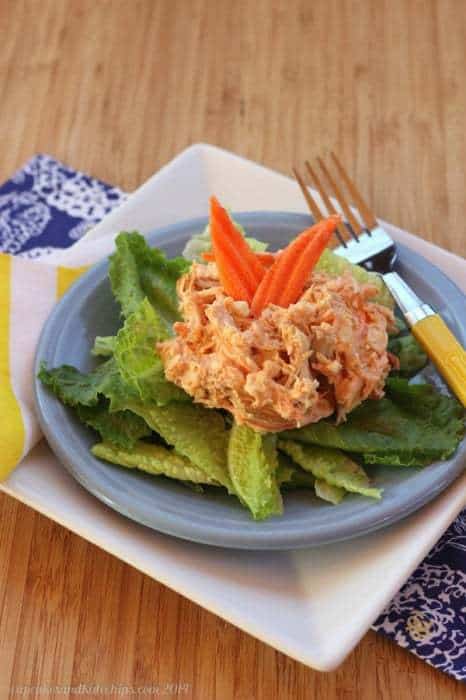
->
0;154;126;257
373;511;465;681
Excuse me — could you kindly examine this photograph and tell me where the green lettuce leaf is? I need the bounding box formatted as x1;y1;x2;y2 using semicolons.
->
284;378;464;467
390;317;408;336
314;479;346;504
39;360;148;447
276;453;295;487
38;359;125;408
227;424;283;520
114;297;189;405
91;336;117;357
109;231;190;323
277;452;346;505
279;441;382;499
277;452;344;502
40;357;231;487
276;453;315;490
39;355;232;482
315;249;394;308
40;298;189;414
388;333;428;377
182;221;268;261
92;441;217;485
126;402;233;492
77;403;151;448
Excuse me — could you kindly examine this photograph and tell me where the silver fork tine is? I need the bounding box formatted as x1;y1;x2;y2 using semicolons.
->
293;166;347;247
305;161;339;217
292;167;325;222
317;156;363;239
330;151;378;231
304;161;351;246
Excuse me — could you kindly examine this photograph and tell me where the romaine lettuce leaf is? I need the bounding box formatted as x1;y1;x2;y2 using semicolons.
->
314;479;346;504
227;424;282;520
39;360;149;447
182;221;268;262
114;297;189;405
388;333;428;377
109;231;190;323
277;452;343;502
276;453;295;487
126;402;233;492
277;452;344;502
390;316;408;336
276;453;315;490
92;441;217;484
77;403;151;448
39;356;232;482
91;336;117;357
42;299;188;413
279;441;381;499
38;359;126;408
315;249;393;308
284;378;464;467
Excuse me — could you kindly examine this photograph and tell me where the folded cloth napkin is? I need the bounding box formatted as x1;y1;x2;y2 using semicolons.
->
0;155;464;681
0;155;126;473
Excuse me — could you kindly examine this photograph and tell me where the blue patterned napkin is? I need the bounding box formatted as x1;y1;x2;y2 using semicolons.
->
0;154;126;257
1;155;464;682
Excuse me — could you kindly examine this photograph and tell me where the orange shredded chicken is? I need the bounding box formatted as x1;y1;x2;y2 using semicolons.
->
158;262;397;432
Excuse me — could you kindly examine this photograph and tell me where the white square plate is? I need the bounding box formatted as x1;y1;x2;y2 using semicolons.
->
3;144;465;670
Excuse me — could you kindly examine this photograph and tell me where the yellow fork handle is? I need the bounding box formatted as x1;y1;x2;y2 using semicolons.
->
411;314;466;407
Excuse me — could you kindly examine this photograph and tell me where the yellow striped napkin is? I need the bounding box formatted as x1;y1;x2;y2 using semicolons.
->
0;253;87;479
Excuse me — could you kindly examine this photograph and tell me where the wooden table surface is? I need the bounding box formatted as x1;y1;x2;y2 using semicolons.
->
0;1;465;698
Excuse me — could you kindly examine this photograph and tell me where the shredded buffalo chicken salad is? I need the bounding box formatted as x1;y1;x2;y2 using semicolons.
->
159;262;397;431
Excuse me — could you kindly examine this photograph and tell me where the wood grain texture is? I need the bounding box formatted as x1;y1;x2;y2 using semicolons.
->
0;1;464;698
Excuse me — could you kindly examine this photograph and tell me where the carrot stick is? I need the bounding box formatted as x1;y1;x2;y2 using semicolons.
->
251;251;276;267
250;267;277;317
210;210;257;299
210;197;266;284
277;225;336;307
209;198;270;303
211;242;254;303
202;250;276;267
210;231;255;303
251;216;339;316
255;221;332;310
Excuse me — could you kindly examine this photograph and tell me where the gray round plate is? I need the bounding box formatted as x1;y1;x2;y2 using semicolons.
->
34;213;466;550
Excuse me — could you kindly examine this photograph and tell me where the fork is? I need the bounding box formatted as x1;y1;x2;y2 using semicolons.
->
293;153;466;407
